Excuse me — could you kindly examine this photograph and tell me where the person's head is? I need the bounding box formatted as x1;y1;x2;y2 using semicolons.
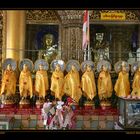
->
47;99;50;102
86;64;92;71
6;64;12;70
55;64;61;71
39;64;44;70
23;64;28;71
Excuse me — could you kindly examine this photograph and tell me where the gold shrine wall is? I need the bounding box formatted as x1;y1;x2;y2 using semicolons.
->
0;10;140;71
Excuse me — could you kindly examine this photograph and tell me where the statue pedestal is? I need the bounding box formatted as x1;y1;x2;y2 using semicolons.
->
84;101;95;110
3;99;15;108
19;99;30;109
36;100;44;109
100;100;111;110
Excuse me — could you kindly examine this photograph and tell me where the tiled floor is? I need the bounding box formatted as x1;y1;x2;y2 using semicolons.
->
0;106;119;130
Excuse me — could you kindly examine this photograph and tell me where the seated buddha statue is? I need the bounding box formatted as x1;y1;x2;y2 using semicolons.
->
38;34;58;64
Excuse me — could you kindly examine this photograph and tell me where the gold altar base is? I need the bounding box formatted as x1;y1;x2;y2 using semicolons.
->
3;99;15;108
36;100;44;109
100;100;111;110
19;99;30;108
84;101;95;109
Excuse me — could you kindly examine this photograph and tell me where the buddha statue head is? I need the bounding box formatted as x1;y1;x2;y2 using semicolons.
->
86;64;92;72
23;64;28;71
43;34;54;49
55;64;61;71
121;61;127;72
138;65;140;72
39;64;44;71
6;64;12;71
102;65;107;72
71;65;76;71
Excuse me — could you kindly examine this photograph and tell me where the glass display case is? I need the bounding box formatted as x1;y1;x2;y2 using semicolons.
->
118;97;140;129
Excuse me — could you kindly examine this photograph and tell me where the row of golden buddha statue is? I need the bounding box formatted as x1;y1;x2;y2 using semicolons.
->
0;58;140;108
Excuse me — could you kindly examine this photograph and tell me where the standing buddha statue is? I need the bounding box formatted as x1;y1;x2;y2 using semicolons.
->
81;60;96;105
1;58;17;105
97;60;113;107
35;59;49;104
64;60;82;104
50;60;65;101
114;61;130;98
131;61;140;99
19;59;33;106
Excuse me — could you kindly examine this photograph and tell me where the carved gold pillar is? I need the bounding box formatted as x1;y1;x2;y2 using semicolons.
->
61;24;83;62
6;10;26;61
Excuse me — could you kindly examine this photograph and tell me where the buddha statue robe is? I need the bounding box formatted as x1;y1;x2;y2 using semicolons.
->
114;70;130;97
35;70;49;99
1;69;17;96
131;70;140;97
98;70;113;100
64;69;82;103
81;69;96;100
19;69;33;98
50;69;64;100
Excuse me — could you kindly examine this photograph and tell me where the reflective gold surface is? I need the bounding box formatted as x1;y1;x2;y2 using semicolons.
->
6;11;26;61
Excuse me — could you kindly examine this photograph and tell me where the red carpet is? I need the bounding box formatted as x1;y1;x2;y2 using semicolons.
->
0;105;118;115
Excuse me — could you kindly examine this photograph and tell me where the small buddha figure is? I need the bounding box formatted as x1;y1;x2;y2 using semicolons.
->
50;64;64;101
98;63;113;106
131;64;140;99
64;63;82;103
81;64;96;102
19;64;33;101
1;64;17;104
114;61;130;98
35;64;49;101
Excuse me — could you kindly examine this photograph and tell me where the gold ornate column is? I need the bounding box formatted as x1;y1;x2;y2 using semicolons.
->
61;24;83;62
58;10;84;62
6;10;26;61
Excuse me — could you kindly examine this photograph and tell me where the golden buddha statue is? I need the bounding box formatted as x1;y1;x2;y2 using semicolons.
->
1;58;17;105
64;60;82;103
39;34;58;64
131;62;140;99
97;60;113;107
81;61;96;105
50;60;65;101
19;59;33;106
114;61;130;98
35;59;49;103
